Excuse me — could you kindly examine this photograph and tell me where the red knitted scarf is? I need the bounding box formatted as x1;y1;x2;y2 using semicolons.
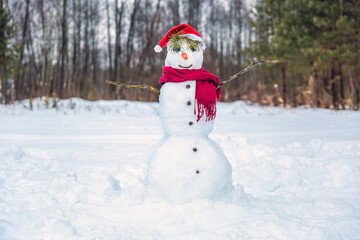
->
159;66;222;122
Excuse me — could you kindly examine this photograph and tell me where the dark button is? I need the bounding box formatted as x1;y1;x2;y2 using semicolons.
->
193;147;197;152
186;101;191;106
188;121;193;126
196;170;200;174
186;84;191;89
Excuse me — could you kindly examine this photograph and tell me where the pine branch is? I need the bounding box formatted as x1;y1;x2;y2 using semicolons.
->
106;80;160;94
217;60;279;89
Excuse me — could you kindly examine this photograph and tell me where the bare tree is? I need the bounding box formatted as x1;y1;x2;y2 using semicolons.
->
58;0;68;98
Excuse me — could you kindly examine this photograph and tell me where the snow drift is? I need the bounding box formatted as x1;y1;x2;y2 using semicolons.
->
0;98;359;239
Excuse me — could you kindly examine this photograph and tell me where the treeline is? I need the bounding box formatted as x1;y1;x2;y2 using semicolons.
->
251;0;360;109
0;0;359;110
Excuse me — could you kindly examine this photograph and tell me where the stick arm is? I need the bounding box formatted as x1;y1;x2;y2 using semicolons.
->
217;60;279;89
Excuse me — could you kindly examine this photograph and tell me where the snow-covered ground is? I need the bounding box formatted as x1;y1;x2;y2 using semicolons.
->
1;98;359;240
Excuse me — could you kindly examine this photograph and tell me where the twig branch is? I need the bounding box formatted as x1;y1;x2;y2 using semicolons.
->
217;60;279;89
106;80;160;94
106;60;279;94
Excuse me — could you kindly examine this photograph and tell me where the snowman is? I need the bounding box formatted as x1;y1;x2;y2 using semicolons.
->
146;24;233;202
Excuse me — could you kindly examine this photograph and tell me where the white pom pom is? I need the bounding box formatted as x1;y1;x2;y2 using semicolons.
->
154;45;162;53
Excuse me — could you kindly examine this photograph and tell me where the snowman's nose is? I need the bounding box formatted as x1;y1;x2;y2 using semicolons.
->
181;53;188;60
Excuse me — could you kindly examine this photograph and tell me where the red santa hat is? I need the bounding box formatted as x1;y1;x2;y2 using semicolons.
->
154;24;205;53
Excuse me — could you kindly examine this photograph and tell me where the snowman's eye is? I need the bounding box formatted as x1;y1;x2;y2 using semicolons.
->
173;47;181;52
190;46;197;52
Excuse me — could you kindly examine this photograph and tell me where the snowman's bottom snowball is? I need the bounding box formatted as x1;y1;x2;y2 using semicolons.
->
146;136;233;202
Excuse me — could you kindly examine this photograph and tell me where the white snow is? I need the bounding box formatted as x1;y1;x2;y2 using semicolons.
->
1;98;360;239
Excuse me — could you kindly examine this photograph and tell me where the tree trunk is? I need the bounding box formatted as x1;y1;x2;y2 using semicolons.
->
331;64;338;109
106;0;114;95
75;0;82;97
348;69;357;110
188;0;201;29
58;0;68;98
81;0;90;98
168;0;180;26
16;0;30;99
338;63;345;109
137;0;161;70
0;0;6;103
114;0;124;98
281;65;287;107
126;0;140;67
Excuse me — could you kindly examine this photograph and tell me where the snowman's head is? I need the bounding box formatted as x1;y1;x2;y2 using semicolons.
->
165;36;204;70
154;24;205;70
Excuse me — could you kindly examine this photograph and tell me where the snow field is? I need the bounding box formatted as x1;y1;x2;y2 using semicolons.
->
0;98;360;239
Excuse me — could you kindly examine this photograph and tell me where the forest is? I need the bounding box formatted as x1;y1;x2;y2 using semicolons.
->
0;0;359;110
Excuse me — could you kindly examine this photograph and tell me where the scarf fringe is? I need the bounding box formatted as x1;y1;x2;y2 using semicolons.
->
195;99;217;122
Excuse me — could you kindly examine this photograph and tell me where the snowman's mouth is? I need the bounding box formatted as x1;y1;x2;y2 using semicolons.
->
179;64;193;69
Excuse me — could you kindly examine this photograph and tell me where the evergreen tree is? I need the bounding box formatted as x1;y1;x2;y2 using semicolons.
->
251;0;360;109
